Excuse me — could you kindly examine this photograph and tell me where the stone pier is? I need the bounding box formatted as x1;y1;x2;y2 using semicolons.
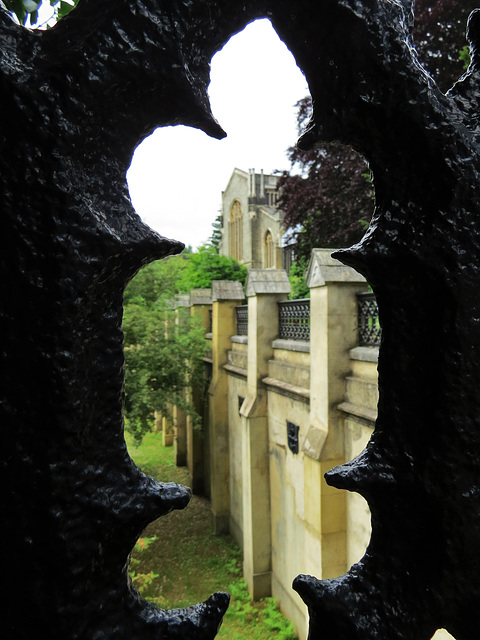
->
208;280;245;534
241;270;290;599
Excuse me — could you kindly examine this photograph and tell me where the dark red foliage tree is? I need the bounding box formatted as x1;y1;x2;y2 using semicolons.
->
277;100;374;255
414;0;478;91
279;0;476;259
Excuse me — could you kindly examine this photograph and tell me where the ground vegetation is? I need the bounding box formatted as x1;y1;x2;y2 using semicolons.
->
127;432;297;640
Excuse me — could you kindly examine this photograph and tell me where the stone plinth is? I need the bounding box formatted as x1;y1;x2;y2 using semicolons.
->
241;269;290;599
305;250;367;580
208;281;245;533
187;289;213;494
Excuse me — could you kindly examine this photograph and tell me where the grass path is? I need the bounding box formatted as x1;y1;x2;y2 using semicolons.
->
126;431;297;640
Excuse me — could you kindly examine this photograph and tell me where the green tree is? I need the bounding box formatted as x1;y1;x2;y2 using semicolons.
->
208;213;223;253
177;244;247;292
288;256;310;300
123;249;247;442
278;1;476;263
123;258;208;443
124;255;188;309
4;0;77;26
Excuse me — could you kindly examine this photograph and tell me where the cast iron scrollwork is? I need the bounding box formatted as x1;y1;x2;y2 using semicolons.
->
2;1;480;639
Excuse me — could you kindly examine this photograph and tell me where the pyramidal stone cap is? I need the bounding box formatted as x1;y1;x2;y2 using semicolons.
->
246;269;291;297
306;249;366;288
211;280;244;302
189;289;212;306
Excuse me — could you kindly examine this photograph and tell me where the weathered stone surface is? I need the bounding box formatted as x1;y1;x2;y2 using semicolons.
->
306;249;366;288
190;288;213;306
245;269;291;296
211;280;244;302
174;294;190;308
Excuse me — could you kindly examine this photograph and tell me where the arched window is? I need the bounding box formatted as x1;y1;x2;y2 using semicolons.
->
264;230;274;268
229;200;243;261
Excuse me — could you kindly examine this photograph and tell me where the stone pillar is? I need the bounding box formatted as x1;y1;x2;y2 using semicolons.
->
208;280;245;533
161;312;174;447
172;295;190;467
162;412;174;447
304;249;367;579
241;269;290;599
187;289;212;494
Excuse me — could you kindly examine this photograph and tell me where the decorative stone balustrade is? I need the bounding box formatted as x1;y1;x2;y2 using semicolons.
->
278;298;310;341
357;292;382;347
235;305;248;336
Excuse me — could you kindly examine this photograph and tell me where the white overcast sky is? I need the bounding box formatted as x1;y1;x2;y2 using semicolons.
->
126;19;309;250
34;6;309;250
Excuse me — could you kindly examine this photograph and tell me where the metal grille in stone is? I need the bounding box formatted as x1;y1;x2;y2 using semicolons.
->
357;292;382;346
287;421;300;454
236;305;248;336
278;299;310;341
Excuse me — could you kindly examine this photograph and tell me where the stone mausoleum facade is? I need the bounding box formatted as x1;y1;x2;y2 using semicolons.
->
219;168;284;269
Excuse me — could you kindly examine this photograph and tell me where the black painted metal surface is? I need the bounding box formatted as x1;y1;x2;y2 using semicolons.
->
278;299;310;341
2;0;480;638
269;2;480;639
235;304;248;336
286;421;300;455
357;292;382;347
0;1;262;637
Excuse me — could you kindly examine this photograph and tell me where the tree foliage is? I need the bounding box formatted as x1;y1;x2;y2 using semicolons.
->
123;258;206;443
278;1;475;264
208;213;223;253
123;249;246;441
277;97;374;259
413;0;477;91
4;0;77;27
176;244;247;292
288;255;310;300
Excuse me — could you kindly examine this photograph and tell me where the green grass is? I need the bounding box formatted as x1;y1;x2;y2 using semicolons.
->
126;430;296;640
125;431;179;480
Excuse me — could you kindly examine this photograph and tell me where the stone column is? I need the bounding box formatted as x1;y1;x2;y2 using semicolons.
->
161;311;174;447
304;249;367;579
187;289;212;494
162;412;174;447
172;295;190;466
241;269;290;599
208;280;245;533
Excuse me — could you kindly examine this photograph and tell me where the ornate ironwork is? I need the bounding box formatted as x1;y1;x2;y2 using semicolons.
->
236;305;248;336
278;299;310;341
357;292;382;347
286;421;300;454
6;0;480;637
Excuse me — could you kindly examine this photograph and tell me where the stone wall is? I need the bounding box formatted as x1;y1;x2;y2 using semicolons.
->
220;168;283;269
224;336;248;547
164;251;383;636
168;252;455;640
159;247;455;640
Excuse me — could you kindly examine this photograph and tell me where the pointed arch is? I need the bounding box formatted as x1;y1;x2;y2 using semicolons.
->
229;200;243;261
264;228;274;268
